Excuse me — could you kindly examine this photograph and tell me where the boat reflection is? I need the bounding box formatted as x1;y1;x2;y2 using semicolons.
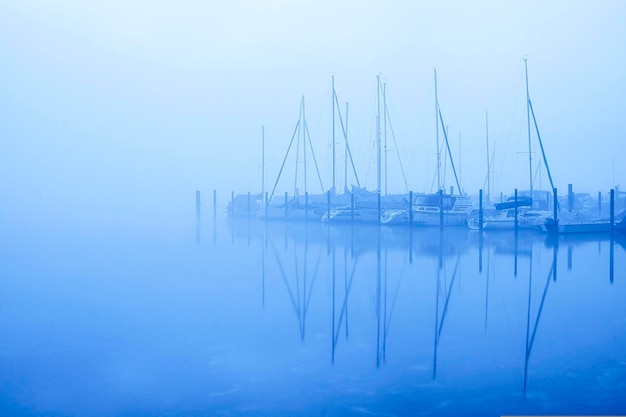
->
223;217;622;393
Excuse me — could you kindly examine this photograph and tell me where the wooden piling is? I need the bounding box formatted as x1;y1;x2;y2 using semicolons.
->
568;184;573;212
553;187;558;234
350;192;354;223
196;190;201;221
284;191;288;219
409;191;413;226
514;189;518;233
610;189;615;237
305;191;309;220
479;189;484;232
377;192;381;225
439;189;444;228
213;189;217;220
598;191;602;212
327;190;331;224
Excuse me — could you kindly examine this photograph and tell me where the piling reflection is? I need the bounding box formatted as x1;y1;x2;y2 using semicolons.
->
223;218;624;393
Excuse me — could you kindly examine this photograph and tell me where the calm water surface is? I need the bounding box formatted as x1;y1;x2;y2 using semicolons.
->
1;217;625;416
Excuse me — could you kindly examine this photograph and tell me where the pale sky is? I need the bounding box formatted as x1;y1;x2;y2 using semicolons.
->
1;0;625;229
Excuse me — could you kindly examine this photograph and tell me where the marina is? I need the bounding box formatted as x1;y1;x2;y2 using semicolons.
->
2;214;625;416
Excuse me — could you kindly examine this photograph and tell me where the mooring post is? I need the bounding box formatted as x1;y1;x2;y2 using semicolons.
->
377;192;381;224
350;192;354;223
567;184;573;212
213;189;217;220
479;189;484;232
305;191;309;220
598;191;602;212
196;190;201;222
409;191;413;226
327;190;331;223
439;189;444;228
514;188;519;233
284;191;288;219
553;187;558;234
610;189;615;237
450;186;454;196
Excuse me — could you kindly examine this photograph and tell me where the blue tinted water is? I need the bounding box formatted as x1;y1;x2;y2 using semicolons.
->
1;217;625;416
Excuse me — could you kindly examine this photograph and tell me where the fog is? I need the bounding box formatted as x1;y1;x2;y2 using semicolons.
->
1;0;625;235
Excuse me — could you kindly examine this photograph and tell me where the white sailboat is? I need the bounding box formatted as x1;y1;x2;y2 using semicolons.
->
324;76;411;223
382;69;471;227
467;59;553;231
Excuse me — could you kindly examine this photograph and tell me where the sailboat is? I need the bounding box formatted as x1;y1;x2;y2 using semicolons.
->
261;96;328;221
467;59;553;231
382;69;472;226
323;76;411;223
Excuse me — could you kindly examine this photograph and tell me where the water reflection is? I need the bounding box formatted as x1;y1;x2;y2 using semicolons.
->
223;218;624;403
523;243;557;393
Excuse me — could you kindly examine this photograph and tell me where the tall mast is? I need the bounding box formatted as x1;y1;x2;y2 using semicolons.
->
434;68;441;192
262;125;265;200
485;111;490;204
524;58;533;198
344;102;349;191
458;132;462;195
302;96;307;196
383;82;388;196
332;75;336;191
376;75;381;193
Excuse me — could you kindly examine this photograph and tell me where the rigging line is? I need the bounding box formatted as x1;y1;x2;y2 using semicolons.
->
385;103;410;193
527;260;555;358
294;109;302;197
334;92;361;188
529;99;555;192
439;109;462;195
269;237;301;321
429;157;438;193
294;243;301;315
269;119;301;203
304;119;326;193
496;62;525;192
333;254;360;345
532;159;542;189
438;254;461;338
303;246;323;315
384;250;409;331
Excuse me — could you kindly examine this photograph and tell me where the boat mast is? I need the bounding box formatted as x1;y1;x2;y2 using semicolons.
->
434;68;441;192
524;58;533;199
485;111;490;204
302;96;307;196
332;75;336;192
344;102;349;191
384;82;388;196
262;125;265;201
383;83;388;195
376;75;382;193
458;132;462;195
